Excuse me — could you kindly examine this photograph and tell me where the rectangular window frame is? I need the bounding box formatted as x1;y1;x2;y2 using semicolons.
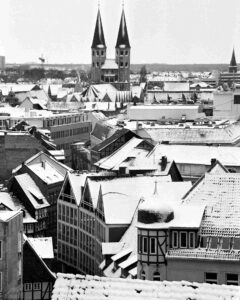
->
180;231;187;248
142;236;148;254
33;282;41;290
150;237;157;254
189;232;195;248
226;273;239;285
24;283;32;291
172;231;178;248
205;272;218;284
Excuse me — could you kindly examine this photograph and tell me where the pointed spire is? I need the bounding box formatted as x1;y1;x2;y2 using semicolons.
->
230;49;237;66
229;48;238;73
91;8;106;48
116;8;130;48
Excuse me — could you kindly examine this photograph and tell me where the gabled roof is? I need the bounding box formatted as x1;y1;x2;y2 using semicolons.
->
91;128;136;152
92;9;106;48
116;9;130;48
13;173;49;210
91;122;116;142
182;173;240;237
101;59;118;70
13;151;72;184
28;237;54;259
52;273;240;300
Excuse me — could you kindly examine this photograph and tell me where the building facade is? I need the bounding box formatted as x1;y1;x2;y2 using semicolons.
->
0;211;23;300
91;7;131;91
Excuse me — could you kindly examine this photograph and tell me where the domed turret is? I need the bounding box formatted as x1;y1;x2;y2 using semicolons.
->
138;181;174;224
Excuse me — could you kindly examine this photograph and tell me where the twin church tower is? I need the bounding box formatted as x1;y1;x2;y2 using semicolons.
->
91;6;131;91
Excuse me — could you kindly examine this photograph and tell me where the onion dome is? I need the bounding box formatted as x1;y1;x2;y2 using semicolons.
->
138;181;174;224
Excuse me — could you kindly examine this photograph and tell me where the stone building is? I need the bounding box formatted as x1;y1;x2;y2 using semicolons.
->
91;7;131;91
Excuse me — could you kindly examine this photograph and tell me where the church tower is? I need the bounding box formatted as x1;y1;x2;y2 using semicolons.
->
115;8;131;90
91;9;106;83
229;48;238;73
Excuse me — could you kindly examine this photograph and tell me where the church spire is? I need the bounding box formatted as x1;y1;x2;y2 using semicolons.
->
229;48;238;73
116;8;130;48
91;8;106;49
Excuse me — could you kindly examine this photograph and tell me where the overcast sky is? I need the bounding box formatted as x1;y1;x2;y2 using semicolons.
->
1;0;240;64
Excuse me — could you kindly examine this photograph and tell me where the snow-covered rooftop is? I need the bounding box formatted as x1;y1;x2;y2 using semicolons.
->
52;273;240;300
28;237;54;259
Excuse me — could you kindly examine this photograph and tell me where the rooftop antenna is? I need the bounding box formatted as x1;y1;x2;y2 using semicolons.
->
122;0;124;8
98;0;100;9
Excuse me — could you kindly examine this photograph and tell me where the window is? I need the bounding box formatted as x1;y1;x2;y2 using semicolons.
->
153;272;161;281
33;282;41;290
120;50;124;56
125;62;128;67
180;232;187;248
226;274;239;285
141;271;146;280
0;241;2;259
24;283;32;291
142;237;148;254
205;272;218;284
189;232;195;248
0;272;2;292
96;50;99;56
101;51;104;56
234;95;240;104
125;50;128;55
150;237;157;254
120;62;124;68
172;231;178;248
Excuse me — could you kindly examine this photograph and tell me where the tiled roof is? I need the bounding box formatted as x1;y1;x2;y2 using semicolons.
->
140;122;240;145
183;173;240;237
52;273;240;300
167;248;240;261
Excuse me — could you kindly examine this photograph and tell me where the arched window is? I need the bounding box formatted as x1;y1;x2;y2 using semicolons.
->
153;271;161;281
141;271;146;280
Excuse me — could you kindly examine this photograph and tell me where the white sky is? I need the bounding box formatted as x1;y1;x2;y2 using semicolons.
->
1;0;240;64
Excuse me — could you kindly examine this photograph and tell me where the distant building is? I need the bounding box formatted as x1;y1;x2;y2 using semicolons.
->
91;7;131;91
219;49;240;84
0;210;23;299
0;56;5;72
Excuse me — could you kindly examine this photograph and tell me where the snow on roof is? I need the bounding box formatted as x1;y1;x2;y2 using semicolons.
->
67;172;88;206
52;273;240;300
103;193;139;224
0;210;22;222
137;203;205;229
183;173;240;237
142;122;240;144
164;82;190;91
102;242;124;256
28;237;54;259
118;254;137;269
151;144;240;166
14;173;49;210
101;59;118;70
95;137;150;170
13;151;71;181
111;248;132;262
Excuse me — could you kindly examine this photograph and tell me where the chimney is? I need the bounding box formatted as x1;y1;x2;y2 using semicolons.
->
41;160;46;169
161;156;168;171
211;158;217;167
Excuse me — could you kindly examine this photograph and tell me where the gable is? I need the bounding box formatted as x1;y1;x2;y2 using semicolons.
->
23;241;55;282
81;181;94;212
